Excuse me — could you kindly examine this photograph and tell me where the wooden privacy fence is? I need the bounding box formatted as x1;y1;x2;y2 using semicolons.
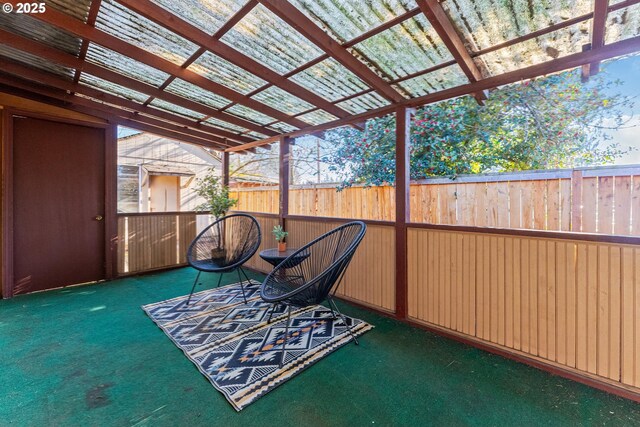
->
230;165;640;236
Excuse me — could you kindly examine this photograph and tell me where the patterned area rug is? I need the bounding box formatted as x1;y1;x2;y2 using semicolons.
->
142;280;373;411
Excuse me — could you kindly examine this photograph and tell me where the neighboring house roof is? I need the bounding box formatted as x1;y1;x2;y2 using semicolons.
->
118;132;221;169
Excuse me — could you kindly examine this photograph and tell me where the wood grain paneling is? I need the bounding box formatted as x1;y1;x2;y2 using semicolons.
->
408;227;640;391
0;94;106;124
286;218;396;312
229;189;279;214
117;213;196;274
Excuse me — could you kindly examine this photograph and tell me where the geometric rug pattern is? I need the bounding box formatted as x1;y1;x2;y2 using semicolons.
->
142;280;373;411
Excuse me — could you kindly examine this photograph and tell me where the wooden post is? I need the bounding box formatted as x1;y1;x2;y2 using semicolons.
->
105;123;118;280
221;150;229;187
395;107;412;318
571;169;583;232
1;108;14;298
279;136;290;228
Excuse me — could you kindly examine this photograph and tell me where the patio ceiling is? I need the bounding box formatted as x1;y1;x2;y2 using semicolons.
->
0;0;639;151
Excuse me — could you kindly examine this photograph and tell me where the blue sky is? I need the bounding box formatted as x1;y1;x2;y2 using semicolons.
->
600;54;640;165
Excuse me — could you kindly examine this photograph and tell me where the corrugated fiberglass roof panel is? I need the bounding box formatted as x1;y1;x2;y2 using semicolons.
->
165;78;231;110
79;73;149;103
479;20;591;75
443;0;593;52
244;131;270;139
396;63;468;97
352;14;453;80
269;122;299;133
289;58;370;102
286;0;418;43
0;11;82;56
205;117;249;133
150;0;249;35
75;93;137;113
149;98;207;120
85;43;171;87
0;44;74;79
45;0;92;22
188;51;267;94
251;86;314;115
335;91;390;114
297;109;338;126
220;3;324;74
605;3;640;44
96;0;199;66
226;104;276;125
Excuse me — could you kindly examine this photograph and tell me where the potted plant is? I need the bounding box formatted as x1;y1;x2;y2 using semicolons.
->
194;168;237;220
272;224;288;252
194;169;237;258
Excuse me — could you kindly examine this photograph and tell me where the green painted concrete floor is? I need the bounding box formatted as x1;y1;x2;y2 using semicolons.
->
1;268;639;426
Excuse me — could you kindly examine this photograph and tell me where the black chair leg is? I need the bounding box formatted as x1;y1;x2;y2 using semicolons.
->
239;267;253;285
328;297;359;345
186;270;202;306
328;304;337;319
279;305;291;368
236;269;248;304
216;273;224;288
267;303;277;323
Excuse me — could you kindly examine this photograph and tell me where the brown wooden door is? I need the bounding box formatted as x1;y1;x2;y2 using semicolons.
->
13;117;106;294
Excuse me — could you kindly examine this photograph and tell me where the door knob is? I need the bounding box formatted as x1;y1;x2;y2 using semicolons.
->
95;215;104;221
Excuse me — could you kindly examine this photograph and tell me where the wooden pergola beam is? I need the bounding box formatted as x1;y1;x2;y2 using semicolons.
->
232;34;640;150
0;28;278;138
3;0;309;129
114;0;351;120
0;73;231;150
0;63;248;148
584;0;610;79
0;59;253;145
225;135;281;152
415;0;486;104
6;88;227;149
72;0;102;86
258;0;405;104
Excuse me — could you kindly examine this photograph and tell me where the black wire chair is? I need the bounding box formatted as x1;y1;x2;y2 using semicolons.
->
259;221;367;366
186;213;261;305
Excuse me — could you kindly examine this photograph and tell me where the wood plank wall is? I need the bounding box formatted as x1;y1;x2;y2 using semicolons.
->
117;213;196;274
407;227;640;391
117;212;279;276
286;219;396;312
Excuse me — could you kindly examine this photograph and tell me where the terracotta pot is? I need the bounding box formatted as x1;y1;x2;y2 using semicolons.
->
211;248;225;259
278;242;287;252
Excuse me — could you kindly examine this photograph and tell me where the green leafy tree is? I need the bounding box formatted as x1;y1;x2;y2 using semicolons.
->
194;169;237;219
323;68;635;188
